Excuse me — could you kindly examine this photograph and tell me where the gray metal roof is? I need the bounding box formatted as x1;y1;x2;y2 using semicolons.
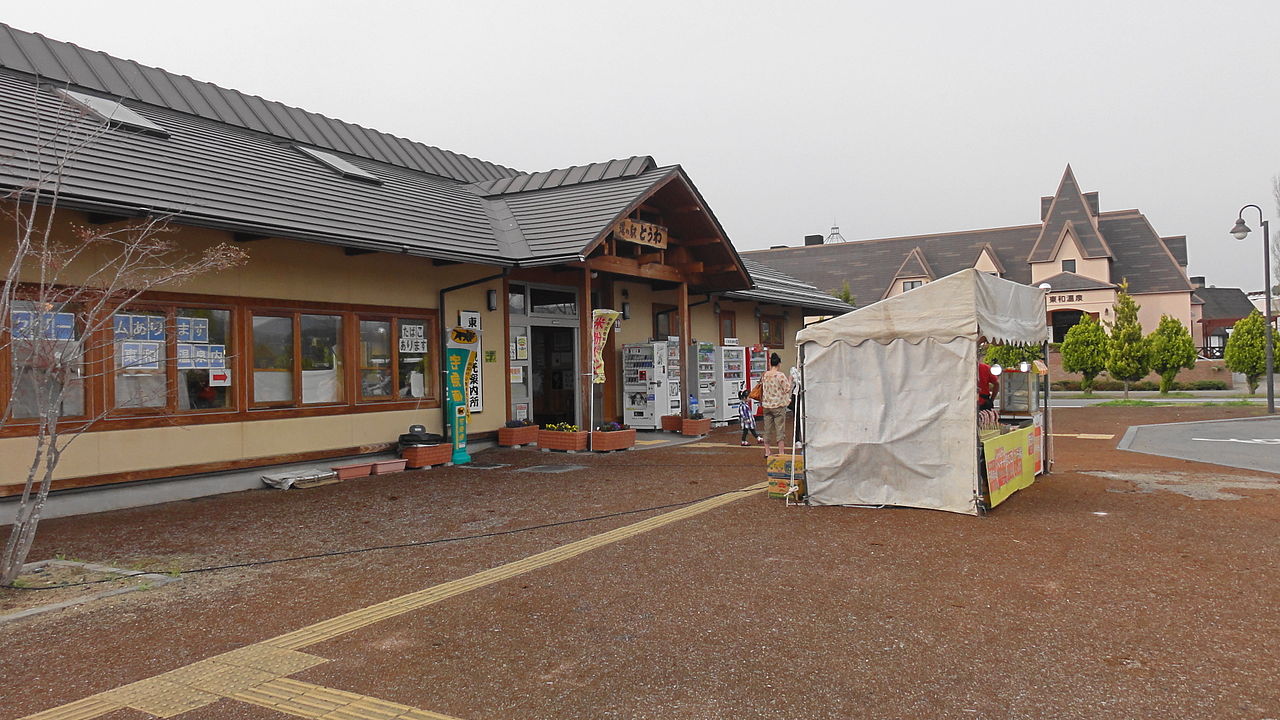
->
472;157;656;196
723;259;855;315
0;23;516;184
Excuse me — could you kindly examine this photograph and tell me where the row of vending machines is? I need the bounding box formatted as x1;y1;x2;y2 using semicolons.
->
622;341;770;429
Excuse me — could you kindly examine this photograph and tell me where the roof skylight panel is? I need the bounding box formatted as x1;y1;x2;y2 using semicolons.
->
55;88;169;137
295;145;382;184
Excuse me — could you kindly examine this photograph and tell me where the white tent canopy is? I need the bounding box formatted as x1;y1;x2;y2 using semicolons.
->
796;269;1049;515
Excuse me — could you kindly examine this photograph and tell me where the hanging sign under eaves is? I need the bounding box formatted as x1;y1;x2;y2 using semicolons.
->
613;218;668;249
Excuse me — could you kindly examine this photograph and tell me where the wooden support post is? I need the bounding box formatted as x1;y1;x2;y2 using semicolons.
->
678;281;689;416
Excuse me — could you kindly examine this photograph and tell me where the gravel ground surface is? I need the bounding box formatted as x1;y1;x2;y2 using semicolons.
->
3;406;1278;720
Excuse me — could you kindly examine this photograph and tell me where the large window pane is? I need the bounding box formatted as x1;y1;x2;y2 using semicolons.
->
397;319;429;399
177;308;232;410
529;287;576;316
253;315;293;404
360;320;392;399
301;314;343;404
9;302;84;418
114;310;167;409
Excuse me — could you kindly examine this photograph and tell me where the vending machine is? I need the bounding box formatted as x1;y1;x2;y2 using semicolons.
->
663;339;682;417
715;345;747;422
622;342;665;429
745;344;768;416
693;341;718;421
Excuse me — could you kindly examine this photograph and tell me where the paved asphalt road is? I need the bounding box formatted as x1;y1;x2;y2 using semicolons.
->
1119;416;1280;474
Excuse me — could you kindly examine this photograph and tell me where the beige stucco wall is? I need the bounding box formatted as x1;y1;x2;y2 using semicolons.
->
973;252;1001;275
3;209;509;485
1029;231;1110;284
1133;291;1194;334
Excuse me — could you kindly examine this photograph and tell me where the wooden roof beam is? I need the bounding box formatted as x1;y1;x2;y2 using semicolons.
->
586;255;686;283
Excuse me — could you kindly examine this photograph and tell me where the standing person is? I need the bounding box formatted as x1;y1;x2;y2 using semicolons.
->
977;358;1000;411
760;352;793;457
737;389;762;446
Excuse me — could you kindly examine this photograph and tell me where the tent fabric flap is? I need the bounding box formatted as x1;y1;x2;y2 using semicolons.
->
796;268;1049;348
803;337;979;515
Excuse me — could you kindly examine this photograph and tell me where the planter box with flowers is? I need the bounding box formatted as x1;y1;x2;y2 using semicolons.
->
660;415;682;432
591;422;636;452
401;444;452;469
538;423;589;453
498;419;540;447
680;413;712;437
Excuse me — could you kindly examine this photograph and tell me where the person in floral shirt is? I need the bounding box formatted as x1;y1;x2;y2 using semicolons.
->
759;352;793;457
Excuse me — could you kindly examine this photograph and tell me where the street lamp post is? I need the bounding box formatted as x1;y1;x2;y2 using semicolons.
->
1230;205;1275;414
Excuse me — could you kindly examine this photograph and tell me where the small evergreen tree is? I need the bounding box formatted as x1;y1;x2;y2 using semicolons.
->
1105;281;1151;399
1147;315;1197;394
1060;314;1109;394
984;343;1043;368
1223;310;1270;394
833;280;855;306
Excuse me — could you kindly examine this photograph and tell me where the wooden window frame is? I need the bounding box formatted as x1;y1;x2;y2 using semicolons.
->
1;288;441;439
719;309;736;345
902;280;924;292
760;314;785;349
107;301;239;418
653;303;676;340
3;296;94;423
354;313;439;405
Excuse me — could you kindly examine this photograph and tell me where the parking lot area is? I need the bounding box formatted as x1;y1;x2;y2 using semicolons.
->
4;406;1279;720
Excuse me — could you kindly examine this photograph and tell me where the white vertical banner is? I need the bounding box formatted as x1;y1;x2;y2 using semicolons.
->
468;351;483;413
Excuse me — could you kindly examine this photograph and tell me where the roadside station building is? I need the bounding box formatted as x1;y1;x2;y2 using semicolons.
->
0;24;850;498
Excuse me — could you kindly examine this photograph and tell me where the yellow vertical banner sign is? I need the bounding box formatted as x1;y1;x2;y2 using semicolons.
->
591;309;620;384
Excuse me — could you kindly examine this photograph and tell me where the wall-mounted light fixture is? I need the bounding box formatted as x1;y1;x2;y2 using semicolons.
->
622;302;631;320
486;289;498;311
754;307;762;319
713;301;722;315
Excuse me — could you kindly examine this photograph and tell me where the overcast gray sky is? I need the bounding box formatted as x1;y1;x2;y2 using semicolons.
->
7;1;1279;290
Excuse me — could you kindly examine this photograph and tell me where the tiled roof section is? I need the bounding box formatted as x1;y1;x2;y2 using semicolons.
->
1028;166;1111;261
1038;272;1115;292
893;247;935;280
1097;212;1194;294
0;72;501;262
0;23;517;184
496;166;679;265
1194;287;1256;320
472;157;656;196
1161;235;1188;266
974;243;1006;274
743;224;1042;305
724;259;855;315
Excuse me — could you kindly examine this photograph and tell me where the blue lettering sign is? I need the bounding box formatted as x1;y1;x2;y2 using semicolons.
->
114;314;132;340
10;310;33;339
176;344;194;369
176;317;193;342
146;315;165;341
130;315;149;340
192;318;209;343
208;344;226;369
53;313;75;341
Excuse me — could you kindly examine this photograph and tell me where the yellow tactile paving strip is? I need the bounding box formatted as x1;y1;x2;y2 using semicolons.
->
20;482;766;720
235;678;463;719
1052;433;1115;440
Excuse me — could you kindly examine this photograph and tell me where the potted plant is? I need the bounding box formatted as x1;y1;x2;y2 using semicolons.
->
660;414;682;432
537;422;589;452
680;411;711;437
401;443;451;469
498;418;539;447
591;421;636;452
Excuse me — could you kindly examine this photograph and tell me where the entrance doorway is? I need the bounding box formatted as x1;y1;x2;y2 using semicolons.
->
530;325;577;426
1050;309;1085;343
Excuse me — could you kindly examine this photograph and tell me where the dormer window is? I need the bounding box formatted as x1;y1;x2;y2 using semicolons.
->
296;146;382;184
56;88;169;137
1061;259;1076;273
902;280;924;292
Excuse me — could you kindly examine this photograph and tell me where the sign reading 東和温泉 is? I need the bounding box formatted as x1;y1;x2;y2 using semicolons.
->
613;218;668;249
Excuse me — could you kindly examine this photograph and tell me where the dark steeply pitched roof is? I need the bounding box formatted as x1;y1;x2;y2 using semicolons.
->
1194;287;1256;320
1097;211;1193;294
472;157;656;196
1038;272;1115;292
743;223;1041;303
893;247;935;280
0;23;516;184
724;259;855;315
1028;165;1111;261
1161;235;1188;266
